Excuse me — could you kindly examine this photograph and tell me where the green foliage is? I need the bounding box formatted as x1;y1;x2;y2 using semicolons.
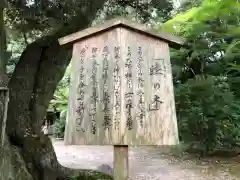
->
161;0;240;36
68;169;112;180
50;65;70;138
54;117;65;138
175;76;240;154
5;0;174;36
70;174;112;180
164;0;240;154
50;86;68;118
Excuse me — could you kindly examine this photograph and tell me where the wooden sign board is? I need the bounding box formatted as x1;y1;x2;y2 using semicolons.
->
59;17;184;146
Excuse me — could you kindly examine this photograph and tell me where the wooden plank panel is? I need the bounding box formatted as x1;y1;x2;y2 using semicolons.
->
65;29;122;145
64;27;179;146
118;28;179;145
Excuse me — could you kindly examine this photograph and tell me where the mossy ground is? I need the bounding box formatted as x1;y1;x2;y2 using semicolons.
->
68;169;113;180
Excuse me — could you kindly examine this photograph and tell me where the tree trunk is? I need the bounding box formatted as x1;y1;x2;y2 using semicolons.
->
0;2;29;180
4;1;109;179
0;0;6;73
0;0;9;146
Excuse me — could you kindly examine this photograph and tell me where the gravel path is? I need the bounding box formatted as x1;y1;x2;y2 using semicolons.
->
53;140;239;180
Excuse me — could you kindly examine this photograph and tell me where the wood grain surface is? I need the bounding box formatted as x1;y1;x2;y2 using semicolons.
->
64;26;179;146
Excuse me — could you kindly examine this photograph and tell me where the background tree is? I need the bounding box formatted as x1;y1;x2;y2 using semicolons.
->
3;0;240;178
1;0;175;179
162;0;240;155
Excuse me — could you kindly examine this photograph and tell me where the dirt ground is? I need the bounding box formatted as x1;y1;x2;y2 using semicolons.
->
52;140;240;180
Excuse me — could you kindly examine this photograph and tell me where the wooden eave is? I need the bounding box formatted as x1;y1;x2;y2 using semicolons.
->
58;17;185;49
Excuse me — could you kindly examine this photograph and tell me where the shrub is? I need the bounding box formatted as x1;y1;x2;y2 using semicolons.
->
54;116;66;139
175;75;240;154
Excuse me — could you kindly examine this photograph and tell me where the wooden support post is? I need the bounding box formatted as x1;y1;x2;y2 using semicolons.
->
113;145;129;180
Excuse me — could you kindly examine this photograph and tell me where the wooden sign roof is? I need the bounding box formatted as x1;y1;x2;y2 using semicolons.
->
58;17;184;49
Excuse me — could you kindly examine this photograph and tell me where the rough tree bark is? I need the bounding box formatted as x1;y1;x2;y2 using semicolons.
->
0;0;8;147
0;0;6;145
5;1;109;179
